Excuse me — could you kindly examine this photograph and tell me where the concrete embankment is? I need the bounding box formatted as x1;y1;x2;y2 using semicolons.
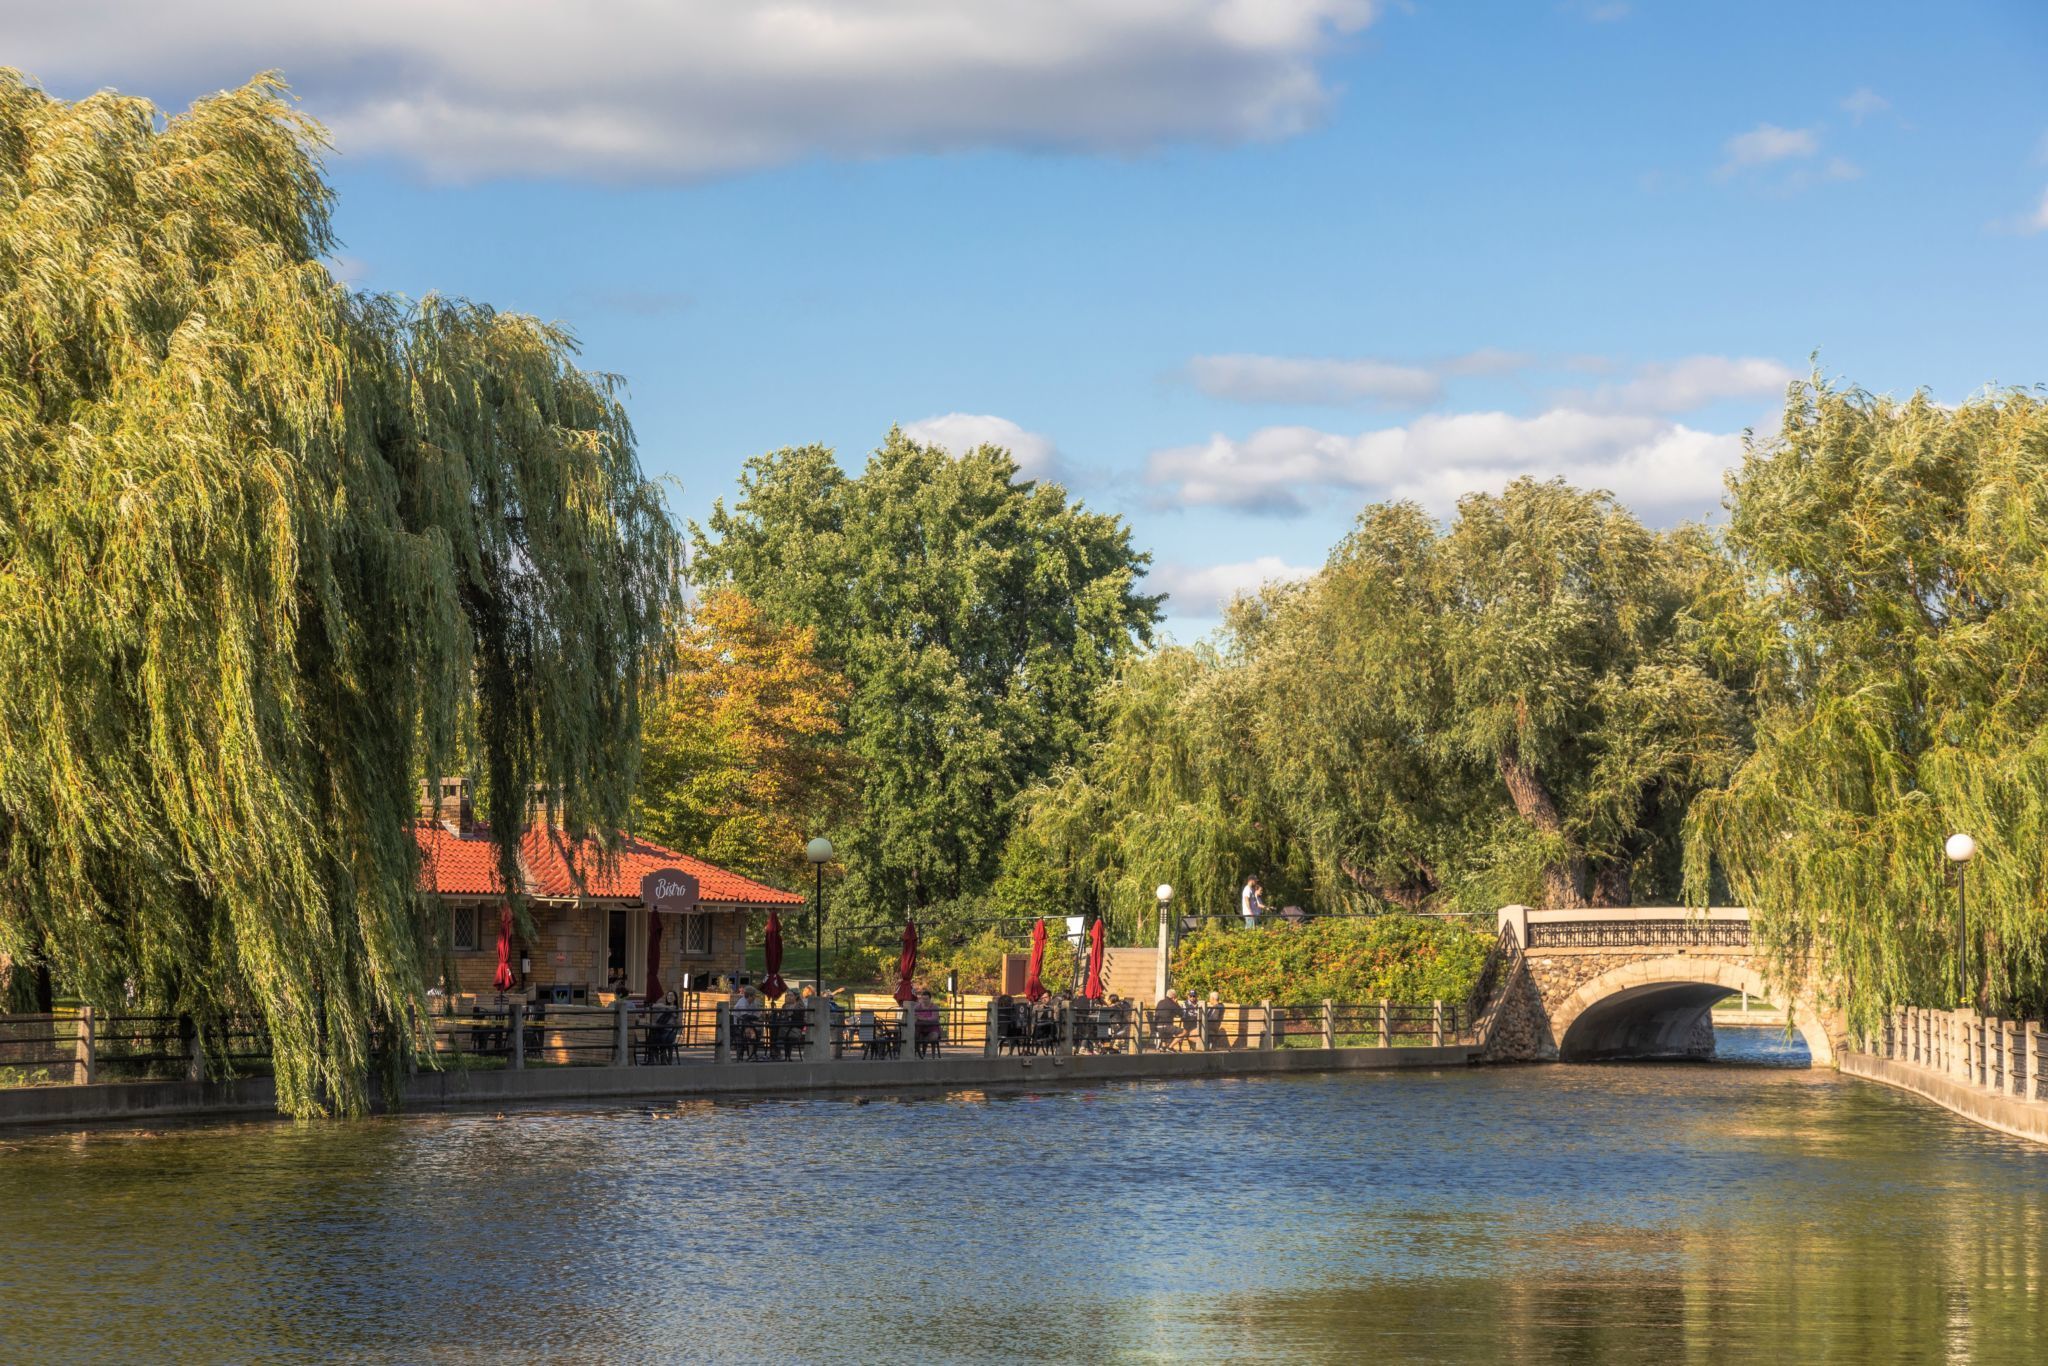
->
1841;1051;2048;1146
0;1043;1478;1131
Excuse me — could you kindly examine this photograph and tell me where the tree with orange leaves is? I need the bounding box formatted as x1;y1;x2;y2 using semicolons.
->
634;589;856;889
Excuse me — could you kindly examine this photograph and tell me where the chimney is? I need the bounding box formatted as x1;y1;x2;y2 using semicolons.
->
420;776;472;831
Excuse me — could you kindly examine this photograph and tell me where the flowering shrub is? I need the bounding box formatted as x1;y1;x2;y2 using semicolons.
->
1171;916;1490;1006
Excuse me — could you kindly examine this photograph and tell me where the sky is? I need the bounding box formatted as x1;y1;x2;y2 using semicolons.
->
11;1;2048;638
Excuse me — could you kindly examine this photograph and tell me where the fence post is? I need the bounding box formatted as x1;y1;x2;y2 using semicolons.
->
613;998;630;1068
812;996;832;1064
1321;1000;1335;1050
902;1000;918;1059
1058;1000;1073;1059
714;1001;730;1063
1378;999;1390;1049
1260;1000;1275;1051
74;1004;95;1086
509;1001;526;1070
182;1014;204;1082
1433;999;1445;1047
2031;1020;2046;1101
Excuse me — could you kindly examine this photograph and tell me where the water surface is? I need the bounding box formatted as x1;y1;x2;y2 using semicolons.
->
3;1030;2042;1362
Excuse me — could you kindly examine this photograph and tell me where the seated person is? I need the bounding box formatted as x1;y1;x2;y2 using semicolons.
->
913;988;943;1047
604;964;629;996
1152;990;1185;1048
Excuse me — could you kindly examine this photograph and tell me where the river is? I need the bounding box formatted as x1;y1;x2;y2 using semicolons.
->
2;1030;2042;1362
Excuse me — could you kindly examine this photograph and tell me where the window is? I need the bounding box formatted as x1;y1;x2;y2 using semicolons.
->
683;914;712;957
452;905;480;952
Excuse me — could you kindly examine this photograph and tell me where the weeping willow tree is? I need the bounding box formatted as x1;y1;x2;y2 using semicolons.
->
0;73;680;1115
1015;479;1741;936
1009;643;1295;944
1687;381;2048;1032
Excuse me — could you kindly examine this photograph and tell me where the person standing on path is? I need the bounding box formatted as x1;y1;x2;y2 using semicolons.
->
1241;876;1265;929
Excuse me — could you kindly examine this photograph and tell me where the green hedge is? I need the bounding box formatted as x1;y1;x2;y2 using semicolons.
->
1171;916;1491;1007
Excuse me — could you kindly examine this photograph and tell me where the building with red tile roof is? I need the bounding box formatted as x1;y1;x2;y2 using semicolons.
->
414;778;801;1002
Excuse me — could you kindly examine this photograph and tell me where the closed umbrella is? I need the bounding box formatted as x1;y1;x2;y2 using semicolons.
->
761;912;786;1000
1084;917;1106;1000
644;910;665;1006
893;918;919;1003
493;904;516;992
1024;917;1048;1003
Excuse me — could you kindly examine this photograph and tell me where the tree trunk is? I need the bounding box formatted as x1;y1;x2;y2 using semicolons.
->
1499;750;1585;909
1339;859;1436;911
1591;860;1631;908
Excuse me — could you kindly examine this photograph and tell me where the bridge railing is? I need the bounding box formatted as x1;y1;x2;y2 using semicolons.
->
1870;1005;2047;1103
1466;920;1526;1048
1523;916;1751;950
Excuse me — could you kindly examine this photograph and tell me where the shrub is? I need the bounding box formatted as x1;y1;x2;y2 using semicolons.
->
1171;915;1491;1006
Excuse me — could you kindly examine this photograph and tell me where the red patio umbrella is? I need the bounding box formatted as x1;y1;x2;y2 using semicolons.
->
492;904;516;992
761;912;787;1000
1083;917;1106;1000
1024;917;1048;1003
893;918;919;1003
644;909;665;1005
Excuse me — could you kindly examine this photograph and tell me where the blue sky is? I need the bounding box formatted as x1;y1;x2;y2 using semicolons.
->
13;1;2048;636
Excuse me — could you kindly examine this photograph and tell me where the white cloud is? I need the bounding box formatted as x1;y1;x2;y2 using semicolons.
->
2028;187;2048;236
1147;556;1316;615
1145;409;1741;517
1841;88;1889;123
1718;123;1819;176
903;412;1061;478
12;1;1381;182
1188;354;1442;405
1569;355;1797;414
1187;348;1539;405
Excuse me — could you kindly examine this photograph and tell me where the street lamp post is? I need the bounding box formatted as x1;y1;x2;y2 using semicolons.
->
1946;832;1976;1008
806;837;835;993
1154;884;1173;1003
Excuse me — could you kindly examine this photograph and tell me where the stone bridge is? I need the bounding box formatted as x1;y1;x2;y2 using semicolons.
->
1479;906;1838;1065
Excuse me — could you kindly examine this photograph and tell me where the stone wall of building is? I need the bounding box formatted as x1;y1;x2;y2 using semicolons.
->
441;903;749;999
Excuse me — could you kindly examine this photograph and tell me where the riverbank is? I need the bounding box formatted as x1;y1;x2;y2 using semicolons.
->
0;1041;1477;1131
1840;1050;2048;1146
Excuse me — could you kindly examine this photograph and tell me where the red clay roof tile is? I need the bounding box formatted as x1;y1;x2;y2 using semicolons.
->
413;821;802;906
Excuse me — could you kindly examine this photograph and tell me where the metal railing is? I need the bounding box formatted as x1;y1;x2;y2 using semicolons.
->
2;1009;275;1087
1465;920;1526;1048
1526;918;1751;950
7;990;1482;1094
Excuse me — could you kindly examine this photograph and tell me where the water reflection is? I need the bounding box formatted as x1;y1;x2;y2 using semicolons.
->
2;1051;2042;1362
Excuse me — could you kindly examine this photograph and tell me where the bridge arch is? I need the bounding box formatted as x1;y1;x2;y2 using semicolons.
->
1548;956;1833;1066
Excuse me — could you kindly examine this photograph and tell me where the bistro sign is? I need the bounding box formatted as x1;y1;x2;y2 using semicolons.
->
640;868;701;914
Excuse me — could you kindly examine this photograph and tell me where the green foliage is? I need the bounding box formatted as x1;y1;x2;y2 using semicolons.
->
1688;381;2048;1027
1009;478;1741;937
0;74;679;1115
690;429;1160;924
1172;918;1493;1007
